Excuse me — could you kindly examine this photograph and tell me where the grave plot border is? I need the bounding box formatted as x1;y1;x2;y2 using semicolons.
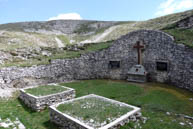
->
49;94;141;129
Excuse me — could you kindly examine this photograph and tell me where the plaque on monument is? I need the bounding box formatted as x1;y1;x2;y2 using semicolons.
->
156;62;168;71
109;61;120;69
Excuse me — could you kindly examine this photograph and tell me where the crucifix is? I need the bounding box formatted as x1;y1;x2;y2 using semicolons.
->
133;41;145;65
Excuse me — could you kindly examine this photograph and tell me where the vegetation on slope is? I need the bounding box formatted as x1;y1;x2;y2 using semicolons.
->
162;19;193;47
0;10;193;68
73;21;97;34
0;80;193;129
0;41;113;68
164;28;193;47
104;9;193;42
57;35;70;45
0;31;57;51
0;9;192;47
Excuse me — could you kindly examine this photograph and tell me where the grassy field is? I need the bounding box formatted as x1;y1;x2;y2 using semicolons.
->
57;95;133;128
0;80;193;129
25;85;68;97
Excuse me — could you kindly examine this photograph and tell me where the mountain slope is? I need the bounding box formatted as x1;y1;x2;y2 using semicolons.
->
0;9;193;49
0;9;193;67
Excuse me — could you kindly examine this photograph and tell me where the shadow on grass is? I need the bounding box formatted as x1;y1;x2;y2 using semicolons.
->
17;98;60;129
43;120;59;129
17;98;37;114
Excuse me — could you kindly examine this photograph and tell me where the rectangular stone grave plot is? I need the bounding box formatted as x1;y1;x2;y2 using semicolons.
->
49;94;141;129
19;84;75;111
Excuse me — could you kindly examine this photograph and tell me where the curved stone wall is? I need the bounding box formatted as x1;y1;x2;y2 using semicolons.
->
0;30;193;92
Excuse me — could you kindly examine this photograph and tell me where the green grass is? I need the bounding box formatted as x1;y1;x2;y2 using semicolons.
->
57;96;133;128
163;28;193;47
0;94;57;129
25;85;68;97
0;80;193;129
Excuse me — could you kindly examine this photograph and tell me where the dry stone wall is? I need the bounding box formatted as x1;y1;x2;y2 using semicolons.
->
0;30;193;92
19;86;75;111
49;94;141;129
49;107;141;129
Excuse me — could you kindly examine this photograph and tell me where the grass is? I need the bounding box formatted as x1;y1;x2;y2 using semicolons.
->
57;35;70;45
57;96;133;128
0;31;57;51
163;28;193;47
0;80;193;129
25;85;68;97
0;94;57;129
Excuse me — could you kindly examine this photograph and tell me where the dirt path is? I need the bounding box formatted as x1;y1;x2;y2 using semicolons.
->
80;25;120;44
55;37;65;48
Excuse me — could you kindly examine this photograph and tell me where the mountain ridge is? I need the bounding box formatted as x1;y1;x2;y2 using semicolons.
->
0;9;192;67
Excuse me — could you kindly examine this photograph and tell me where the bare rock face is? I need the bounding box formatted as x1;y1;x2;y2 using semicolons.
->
0;20;118;35
177;15;193;29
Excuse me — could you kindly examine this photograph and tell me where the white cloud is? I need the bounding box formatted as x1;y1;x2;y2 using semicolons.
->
48;13;83;21
155;0;193;16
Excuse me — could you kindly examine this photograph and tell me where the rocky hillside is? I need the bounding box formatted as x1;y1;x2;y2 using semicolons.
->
0;20;119;34
0;9;192;67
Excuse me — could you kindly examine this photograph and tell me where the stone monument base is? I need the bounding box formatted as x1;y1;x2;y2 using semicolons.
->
127;65;147;83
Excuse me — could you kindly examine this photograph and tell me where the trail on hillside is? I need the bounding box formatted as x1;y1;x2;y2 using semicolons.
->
80;25;120;44
55;37;65;48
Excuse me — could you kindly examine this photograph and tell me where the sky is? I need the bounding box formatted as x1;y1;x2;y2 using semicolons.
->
0;0;193;24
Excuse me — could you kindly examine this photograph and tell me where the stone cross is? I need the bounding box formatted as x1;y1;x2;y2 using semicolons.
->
133;41;145;65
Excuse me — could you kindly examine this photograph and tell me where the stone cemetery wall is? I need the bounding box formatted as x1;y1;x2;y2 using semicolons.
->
0;57;95;88
92;30;193;91
0;30;193;92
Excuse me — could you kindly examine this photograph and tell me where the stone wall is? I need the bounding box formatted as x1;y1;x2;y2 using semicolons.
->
50;107;141;129
19;86;75;111
49;94;141;129
0;30;193;92
0;58;95;88
91;30;193;91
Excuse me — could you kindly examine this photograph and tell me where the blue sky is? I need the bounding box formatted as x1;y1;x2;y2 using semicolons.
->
0;0;193;24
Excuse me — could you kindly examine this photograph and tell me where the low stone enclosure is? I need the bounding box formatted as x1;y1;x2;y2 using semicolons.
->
49;94;141;129
19;84;75;111
0;30;193;92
